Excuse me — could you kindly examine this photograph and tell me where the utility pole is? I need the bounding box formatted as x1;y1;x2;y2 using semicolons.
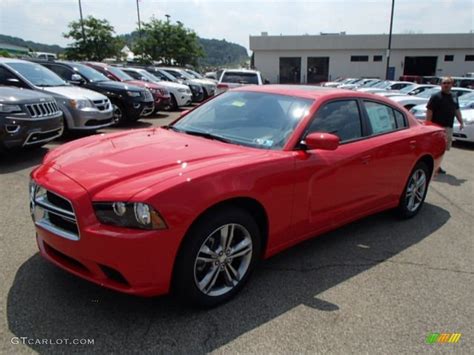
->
385;0;395;80
78;0;86;46
136;0;142;37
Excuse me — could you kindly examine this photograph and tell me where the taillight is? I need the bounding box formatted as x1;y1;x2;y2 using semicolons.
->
217;83;229;89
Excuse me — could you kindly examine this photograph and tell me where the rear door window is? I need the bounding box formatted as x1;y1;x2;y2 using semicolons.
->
363;101;406;134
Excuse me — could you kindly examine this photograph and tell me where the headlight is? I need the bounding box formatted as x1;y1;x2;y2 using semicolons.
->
127;91;141;97
70;99;94;109
178;88;187;93
93;202;167;230
0;103;22;113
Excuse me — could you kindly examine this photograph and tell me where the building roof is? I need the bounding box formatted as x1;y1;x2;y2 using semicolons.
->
250;33;474;51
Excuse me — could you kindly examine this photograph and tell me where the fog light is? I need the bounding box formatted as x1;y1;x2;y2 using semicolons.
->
5;124;20;134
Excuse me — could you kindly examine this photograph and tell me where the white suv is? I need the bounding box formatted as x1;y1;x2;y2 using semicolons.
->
216;69;265;94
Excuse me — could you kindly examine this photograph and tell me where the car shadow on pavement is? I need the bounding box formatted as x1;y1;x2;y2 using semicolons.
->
452;141;474;151
0;147;49;174
7;203;450;353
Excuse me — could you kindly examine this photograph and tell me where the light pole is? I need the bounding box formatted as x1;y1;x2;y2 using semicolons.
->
78;0;86;46
385;0;395;80
136;0;142;37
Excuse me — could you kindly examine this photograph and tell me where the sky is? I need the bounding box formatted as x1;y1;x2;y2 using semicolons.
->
0;0;473;52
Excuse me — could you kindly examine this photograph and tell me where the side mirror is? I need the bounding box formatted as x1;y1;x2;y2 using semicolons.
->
70;74;84;84
303;132;340;151
6;78;23;87
140;76;149;82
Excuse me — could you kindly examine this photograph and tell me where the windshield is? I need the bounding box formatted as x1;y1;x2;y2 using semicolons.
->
172;91;313;150
459;92;474;106
362;80;380;88
416;87;441;98
222;72;259;84
72;63;109;82
8;62;67;87
107;66;134;81
138;70;160;82
165;69;193;80
157;69;178;82
399;84;417;93
185;69;202;79
371;81;391;89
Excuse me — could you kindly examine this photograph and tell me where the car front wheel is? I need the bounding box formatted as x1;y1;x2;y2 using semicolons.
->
173;207;261;307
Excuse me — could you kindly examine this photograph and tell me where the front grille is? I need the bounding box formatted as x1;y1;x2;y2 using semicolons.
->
25;101;60;118
93;99;111;111
141;90;153;101
32;186;79;241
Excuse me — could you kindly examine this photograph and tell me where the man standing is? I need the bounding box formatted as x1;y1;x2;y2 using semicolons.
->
426;76;464;174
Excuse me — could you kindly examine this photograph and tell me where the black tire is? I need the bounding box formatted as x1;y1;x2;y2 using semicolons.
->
397;161;430;218
202;88;209;100
173;207;261;308
111;100;128;125
169;94;179;111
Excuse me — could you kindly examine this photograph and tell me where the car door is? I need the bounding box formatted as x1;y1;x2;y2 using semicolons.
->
291;99;379;237
358;100;419;203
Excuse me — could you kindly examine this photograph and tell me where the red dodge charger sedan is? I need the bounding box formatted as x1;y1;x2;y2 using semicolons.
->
30;85;446;307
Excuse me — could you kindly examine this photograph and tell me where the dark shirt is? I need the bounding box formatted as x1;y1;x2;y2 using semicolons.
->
426;91;459;128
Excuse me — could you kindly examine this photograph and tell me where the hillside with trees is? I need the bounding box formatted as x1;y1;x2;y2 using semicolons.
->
0;34;64;54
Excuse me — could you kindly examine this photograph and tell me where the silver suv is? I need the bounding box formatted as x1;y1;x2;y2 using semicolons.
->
0;59;114;131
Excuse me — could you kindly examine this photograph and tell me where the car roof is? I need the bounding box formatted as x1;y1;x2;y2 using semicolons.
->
0;58;32;64
223;69;260;74
233;84;399;101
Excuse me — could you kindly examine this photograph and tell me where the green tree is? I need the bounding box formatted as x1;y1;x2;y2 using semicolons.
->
63;16;123;61
134;17;204;66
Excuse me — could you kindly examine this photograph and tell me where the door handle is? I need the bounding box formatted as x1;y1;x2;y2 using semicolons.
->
361;155;372;164
409;140;417;149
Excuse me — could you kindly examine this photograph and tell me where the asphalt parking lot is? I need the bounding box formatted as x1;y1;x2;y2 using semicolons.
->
0;109;473;354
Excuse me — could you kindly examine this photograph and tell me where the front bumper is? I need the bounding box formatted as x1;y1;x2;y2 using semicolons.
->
154;96;171;110
0;113;63;149
69;106;115;130
175;92;193;107
453;124;474;142
31;168;183;296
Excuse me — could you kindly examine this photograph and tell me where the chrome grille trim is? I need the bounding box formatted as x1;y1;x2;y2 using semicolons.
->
31;186;80;241
25;101;61;118
92;99;111;111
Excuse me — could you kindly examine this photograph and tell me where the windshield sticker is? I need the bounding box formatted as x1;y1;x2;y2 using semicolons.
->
255;138;274;147
231;100;246;107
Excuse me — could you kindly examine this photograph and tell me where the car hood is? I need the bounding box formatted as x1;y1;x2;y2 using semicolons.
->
94;80;143;92
44;128;267;200
41;85;107;100
0;87;54;103
192;79;217;87
156;81;189;90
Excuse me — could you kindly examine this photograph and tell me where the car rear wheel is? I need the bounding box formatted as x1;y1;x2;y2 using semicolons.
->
173;207;261;307
398;161;430;218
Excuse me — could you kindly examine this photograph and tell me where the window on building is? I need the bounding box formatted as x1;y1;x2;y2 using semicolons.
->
373;55;383;62
351;56;369;62
465;55;474;62
444;55;454;62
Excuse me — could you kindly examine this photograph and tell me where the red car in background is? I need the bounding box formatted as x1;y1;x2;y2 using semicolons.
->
84;62;171;112
30;86;446;307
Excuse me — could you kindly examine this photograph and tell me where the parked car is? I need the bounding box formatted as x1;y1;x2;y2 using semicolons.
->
30;85;445;307
31;60;145;124
121;67;192;110
321;77;349;87
204;72;217;80
376;84;436;98
453;109;474;143
160;67;216;101
338;78;379;90
84;62;167;112
0;58;115;131
145;66;205;103
0;87;63;151
409;92;474;120
389;86;473;110
216;69;265;94
184;68;217;84
451;77;474;89
357;81;413;94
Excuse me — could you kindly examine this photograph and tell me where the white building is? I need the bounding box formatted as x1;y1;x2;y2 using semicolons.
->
249;33;474;84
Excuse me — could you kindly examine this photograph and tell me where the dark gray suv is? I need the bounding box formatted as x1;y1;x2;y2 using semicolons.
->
0;87;63;151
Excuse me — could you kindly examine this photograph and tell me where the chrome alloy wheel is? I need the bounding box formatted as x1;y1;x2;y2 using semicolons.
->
405;168;427;212
194;223;253;297
112;104;123;122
